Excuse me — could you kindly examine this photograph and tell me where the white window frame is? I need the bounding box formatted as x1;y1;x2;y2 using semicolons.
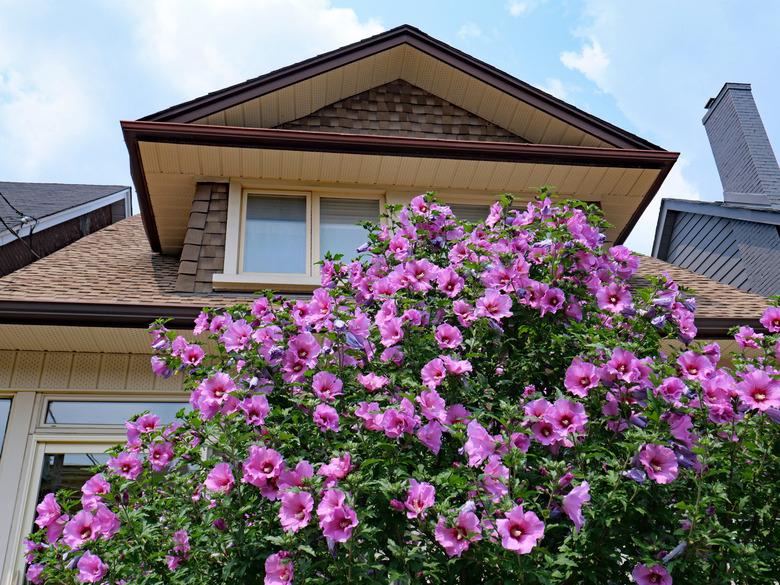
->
215;181;384;292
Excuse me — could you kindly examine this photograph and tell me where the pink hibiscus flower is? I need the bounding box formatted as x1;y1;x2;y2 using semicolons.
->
496;505;545;554
279;491;314;533
638;444;678;484
434;507;482;557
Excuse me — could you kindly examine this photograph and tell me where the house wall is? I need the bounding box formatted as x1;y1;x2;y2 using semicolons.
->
0;206;116;277
663;210;780;296
0;350;186;585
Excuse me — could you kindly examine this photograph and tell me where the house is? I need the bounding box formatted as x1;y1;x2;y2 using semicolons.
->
0;25;770;584
652;83;780;295
0;182;131;276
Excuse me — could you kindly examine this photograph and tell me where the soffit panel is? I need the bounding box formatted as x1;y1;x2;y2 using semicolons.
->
139;141;658;253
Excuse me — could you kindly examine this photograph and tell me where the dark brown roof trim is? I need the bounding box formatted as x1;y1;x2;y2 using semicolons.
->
0;300;755;338
0;301;201;329
141;25;660;151
121;120;678;251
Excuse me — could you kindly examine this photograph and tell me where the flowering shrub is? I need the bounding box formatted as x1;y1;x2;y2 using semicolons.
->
26;193;780;584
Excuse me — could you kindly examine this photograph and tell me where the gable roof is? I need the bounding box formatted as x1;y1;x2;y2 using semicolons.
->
277;79;527;142
142;25;659;151
0;181;129;238
0;214;768;335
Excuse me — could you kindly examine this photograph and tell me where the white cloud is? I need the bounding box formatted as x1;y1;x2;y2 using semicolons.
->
506;0;544;16
122;0;384;99
560;39;610;89
624;158;701;254
537;77;569;100
457;22;484;39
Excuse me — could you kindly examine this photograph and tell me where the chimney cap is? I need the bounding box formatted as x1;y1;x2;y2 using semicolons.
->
704;82;752;113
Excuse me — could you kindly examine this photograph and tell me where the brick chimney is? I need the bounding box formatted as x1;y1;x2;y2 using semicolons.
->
702;83;780;208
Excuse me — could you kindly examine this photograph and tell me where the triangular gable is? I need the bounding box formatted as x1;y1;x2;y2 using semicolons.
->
141;25;659;150
276;79;528;142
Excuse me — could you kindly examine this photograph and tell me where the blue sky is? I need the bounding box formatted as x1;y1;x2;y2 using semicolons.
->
1;0;778;252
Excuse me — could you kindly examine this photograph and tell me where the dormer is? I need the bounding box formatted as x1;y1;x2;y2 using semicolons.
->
122;25;677;293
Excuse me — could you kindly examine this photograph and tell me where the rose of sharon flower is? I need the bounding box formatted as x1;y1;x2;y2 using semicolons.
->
313;404;340;432
107;452;142;480
638;444;678;484
76;551;107;583
63;510;97;549
564;358;599;397
632;563;672;585
205;463;235;494
404;479;435;519
736;370;780;412
434;507;482;557
279;491;314;533
496;505;545;554
759;306;780;333
26;564;43;584
35;493;61;529
264;551;294;585
562;481;590;532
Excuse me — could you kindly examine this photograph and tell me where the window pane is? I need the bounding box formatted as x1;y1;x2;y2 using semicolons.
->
45;401;188;425
0;398;10;456
320;198;378;261
449;203;491;223
244;195;307;273
35;452;110;515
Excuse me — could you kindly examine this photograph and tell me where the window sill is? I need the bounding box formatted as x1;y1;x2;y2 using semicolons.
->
212;273;321;293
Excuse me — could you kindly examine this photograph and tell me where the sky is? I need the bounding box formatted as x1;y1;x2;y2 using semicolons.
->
1;0;779;252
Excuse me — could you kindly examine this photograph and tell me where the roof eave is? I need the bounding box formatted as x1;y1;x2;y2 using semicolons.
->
121;120;678;252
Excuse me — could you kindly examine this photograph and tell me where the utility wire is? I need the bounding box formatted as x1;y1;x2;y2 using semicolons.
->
0;190;41;259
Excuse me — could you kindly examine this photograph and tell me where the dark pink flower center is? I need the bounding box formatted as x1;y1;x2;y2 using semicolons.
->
510;525;523;539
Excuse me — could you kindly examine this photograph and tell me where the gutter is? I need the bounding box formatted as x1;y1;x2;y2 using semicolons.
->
121;120;679;251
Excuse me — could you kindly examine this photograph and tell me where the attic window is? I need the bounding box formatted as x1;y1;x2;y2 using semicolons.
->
216;186;382;291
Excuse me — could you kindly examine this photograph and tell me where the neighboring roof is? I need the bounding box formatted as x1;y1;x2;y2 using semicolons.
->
141;25;659;151
278;79;528;142
651;197;780;297
0;215;768;334
0;181;129;236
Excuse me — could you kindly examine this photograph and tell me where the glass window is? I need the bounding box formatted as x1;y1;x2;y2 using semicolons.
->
244;195;307;274
45;401;188;426
449;203;491;223
35;452;110;512
0;398;10;456
320;198;378;261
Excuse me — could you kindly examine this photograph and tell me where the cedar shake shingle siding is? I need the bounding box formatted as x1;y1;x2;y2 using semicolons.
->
175;183;228;293
277;80;528;142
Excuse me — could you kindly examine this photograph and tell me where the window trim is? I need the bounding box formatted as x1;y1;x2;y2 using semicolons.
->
39;395;190;431
216;181;384;292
